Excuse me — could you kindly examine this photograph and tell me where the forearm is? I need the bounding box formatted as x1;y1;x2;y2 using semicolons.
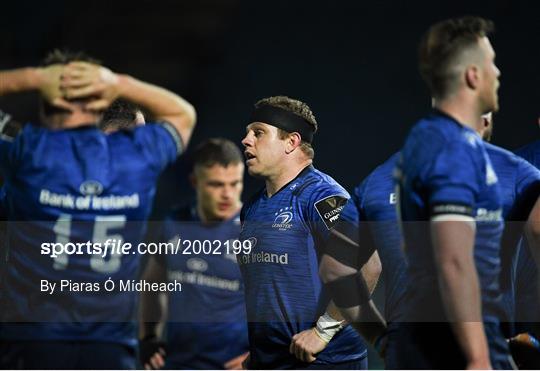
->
0;68;42;95
338;300;386;344
116;74;196;145
360;251;381;294
432;220;489;364
319;254;386;344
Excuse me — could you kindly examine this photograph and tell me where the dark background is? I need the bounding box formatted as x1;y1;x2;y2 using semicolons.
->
1;0;538;210
1;0;538;367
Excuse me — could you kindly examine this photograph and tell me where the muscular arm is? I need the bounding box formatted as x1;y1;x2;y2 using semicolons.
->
431;217;490;369
115;74;196;147
361;251;382;294
61;62;196;147
0;66;71;109
319;254;386;344
324;250;381;320
0;68;41;94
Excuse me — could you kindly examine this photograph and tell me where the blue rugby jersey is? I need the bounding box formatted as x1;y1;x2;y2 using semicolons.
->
484;143;540;336
0;122;181;347
239;166;367;369
349;152;407;325
154;205;248;369
396;110;509;365
514;141;540;335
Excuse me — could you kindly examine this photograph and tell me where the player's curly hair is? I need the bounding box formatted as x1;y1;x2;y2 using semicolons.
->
100;99;143;132
419;16;494;99
255;96;317;159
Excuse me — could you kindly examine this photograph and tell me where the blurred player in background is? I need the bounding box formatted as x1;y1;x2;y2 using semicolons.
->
238;96;382;369
321;150;404;369
394;16;512;368
319;112;540;369
139;138;249;370
511;120;540;368
0;50;196;369
478;113;540;369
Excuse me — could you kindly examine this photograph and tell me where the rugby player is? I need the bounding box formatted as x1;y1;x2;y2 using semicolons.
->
393;16;512;369
139;138;249;370
0;50;196;369
238;96;381;369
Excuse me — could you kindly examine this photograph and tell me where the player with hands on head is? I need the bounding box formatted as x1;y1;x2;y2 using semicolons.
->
0;50;196;369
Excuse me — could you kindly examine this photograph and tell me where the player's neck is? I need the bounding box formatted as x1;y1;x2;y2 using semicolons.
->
265;159;312;197
435;97;484;135
44;111;99;130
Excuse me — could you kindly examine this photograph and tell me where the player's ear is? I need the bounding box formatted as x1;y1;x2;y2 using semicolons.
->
285;132;302;154
465;64;480;90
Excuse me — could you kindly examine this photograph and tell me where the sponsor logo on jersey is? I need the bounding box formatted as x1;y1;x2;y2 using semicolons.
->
187;258;209;272
39;189;140;210
314;195;348;230
237;250;289;266
476;208;502;222
79;180;104;196
273;207;293;230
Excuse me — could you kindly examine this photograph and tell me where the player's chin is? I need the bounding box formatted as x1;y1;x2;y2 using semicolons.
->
246;166;262;177
491;99;500;113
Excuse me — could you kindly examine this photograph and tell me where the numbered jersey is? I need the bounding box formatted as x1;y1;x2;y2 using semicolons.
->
154;205;248;369
0;123;181;346
239;166;367;369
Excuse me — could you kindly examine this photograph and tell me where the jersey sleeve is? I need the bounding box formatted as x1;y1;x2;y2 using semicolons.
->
424;140;481;217
133;122;183;171
510;158;540;220
305;182;351;253
324;182;376;268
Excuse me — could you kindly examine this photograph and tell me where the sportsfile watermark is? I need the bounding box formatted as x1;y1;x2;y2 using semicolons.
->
1;219;538;324
41;237;253;259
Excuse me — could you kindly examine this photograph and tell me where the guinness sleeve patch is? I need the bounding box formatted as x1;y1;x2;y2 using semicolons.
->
314;195;348;230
